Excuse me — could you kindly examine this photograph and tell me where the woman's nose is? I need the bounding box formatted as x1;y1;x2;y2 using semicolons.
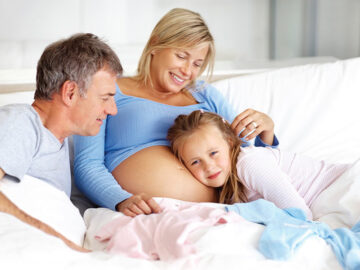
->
180;61;191;76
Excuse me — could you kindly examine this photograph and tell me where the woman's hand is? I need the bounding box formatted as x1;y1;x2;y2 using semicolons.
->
116;193;161;217
231;108;275;145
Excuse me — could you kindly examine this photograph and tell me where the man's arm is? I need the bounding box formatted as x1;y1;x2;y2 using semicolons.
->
0;168;89;252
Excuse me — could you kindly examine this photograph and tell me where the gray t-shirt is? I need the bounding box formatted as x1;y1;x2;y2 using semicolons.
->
0;104;71;196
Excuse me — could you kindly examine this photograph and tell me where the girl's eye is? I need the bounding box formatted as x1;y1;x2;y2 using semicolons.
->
193;62;202;68
210;151;218;156
191;160;199;166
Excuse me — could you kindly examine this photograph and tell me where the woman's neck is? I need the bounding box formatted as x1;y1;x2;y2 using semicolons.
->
118;77;197;106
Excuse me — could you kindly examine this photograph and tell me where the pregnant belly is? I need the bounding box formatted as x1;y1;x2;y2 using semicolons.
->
111;145;216;202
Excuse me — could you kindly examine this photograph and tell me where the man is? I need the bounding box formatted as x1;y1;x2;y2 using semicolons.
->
0;33;122;251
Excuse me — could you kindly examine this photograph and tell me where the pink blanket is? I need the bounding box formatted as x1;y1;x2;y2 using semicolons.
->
95;199;243;260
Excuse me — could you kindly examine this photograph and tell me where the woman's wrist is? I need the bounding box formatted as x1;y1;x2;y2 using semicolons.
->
259;130;275;146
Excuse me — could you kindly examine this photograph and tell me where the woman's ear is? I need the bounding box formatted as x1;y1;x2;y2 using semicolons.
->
61;80;78;106
151;49;158;56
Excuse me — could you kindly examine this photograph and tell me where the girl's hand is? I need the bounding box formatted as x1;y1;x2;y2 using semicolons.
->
116;193;161;217
230;108;275;145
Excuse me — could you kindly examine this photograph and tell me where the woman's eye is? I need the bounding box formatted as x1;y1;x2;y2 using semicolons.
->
210;151;218;156
176;54;186;59
194;62;202;68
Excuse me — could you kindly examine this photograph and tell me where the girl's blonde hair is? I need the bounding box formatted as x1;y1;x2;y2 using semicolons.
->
167;110;248;204
134;8;215;88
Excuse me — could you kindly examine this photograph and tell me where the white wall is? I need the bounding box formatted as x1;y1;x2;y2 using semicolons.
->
273;0;360;60
0;0;359;73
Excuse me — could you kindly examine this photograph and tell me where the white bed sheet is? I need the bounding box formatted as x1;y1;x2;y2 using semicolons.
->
0;206;341;270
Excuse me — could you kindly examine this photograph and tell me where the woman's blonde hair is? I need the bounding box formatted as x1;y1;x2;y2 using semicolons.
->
167;110;248;204
134;8;215;88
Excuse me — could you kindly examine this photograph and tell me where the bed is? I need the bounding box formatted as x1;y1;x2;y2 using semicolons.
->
1;57;360;269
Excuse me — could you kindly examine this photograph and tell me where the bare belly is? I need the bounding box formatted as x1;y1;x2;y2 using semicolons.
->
111;146;217;202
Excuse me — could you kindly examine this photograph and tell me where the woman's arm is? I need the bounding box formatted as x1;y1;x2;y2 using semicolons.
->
201;83;279;147
74;118;161;215
230;108;275;145
73;119;132;211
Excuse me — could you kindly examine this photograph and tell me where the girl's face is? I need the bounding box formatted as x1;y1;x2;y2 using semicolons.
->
180;124;232;188
149;44;208;94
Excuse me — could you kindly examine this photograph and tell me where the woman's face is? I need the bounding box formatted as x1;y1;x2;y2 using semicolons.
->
150;44;209;94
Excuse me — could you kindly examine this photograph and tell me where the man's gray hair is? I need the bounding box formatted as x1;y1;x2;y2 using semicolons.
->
34;33;123;100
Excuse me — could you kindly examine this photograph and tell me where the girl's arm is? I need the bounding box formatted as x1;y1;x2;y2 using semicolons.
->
237;147;313;219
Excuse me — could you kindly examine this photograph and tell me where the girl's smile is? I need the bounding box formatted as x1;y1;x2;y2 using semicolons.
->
180;124;231;188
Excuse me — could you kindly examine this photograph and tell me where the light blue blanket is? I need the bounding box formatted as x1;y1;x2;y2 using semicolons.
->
225;199;360;270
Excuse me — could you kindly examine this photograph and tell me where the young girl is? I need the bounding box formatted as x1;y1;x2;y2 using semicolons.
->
167;110;350;219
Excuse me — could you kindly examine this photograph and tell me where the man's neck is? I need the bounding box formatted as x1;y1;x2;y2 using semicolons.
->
31;99;69;143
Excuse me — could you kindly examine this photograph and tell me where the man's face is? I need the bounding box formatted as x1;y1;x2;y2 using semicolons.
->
73;68;117;136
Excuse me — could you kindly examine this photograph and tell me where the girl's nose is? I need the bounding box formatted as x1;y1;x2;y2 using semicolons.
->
204;160;215;172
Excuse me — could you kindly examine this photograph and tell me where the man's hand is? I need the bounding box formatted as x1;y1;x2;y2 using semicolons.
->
116;193;161;217
0;167;5;180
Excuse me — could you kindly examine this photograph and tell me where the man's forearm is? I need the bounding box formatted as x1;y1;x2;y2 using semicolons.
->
0;191;89;252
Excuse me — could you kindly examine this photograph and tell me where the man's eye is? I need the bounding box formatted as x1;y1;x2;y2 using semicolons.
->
101;96;110;101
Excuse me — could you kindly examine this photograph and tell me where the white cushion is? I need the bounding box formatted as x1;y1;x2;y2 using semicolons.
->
213;58;360;164
0;175;86;246
0;90;34;107
311;158;360;228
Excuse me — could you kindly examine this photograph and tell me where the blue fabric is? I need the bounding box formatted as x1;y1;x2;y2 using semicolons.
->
74;81;279;210
226;199;360;270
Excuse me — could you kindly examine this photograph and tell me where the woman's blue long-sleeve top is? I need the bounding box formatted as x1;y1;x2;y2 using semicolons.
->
73;82;279;210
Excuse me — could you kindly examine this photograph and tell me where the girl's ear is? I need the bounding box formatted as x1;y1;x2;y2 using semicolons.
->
227;137;235;149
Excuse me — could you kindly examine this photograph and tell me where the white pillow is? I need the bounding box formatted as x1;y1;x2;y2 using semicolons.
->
0;174;86;246
0;90;34;107
213;58;360;164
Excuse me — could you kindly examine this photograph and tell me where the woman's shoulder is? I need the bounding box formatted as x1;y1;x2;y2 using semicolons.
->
117;77;138;94
192;80;221;99
193;80;217;91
